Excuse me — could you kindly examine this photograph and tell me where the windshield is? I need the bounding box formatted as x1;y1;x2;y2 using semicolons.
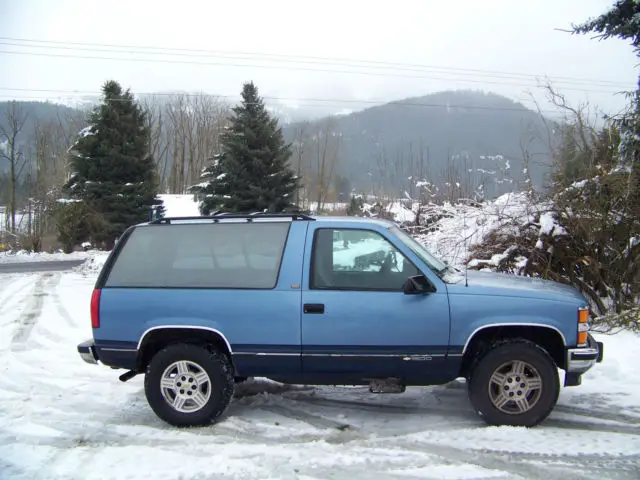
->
390;226;449;276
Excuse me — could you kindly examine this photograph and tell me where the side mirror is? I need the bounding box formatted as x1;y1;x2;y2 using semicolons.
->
402;275;436;295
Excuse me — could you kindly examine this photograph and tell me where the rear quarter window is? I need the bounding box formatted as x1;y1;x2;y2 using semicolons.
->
104;222;290;289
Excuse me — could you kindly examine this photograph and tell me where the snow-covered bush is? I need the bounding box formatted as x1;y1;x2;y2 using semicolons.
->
467;122;639;333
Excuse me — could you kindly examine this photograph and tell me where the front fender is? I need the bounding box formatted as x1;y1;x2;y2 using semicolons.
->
448;295;577;352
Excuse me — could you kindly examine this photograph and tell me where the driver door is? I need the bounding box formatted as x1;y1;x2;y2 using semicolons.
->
300;225;451;382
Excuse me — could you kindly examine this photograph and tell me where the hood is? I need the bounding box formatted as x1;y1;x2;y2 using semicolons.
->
445;270;587;305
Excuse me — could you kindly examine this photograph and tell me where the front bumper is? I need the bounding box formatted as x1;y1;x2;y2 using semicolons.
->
78;339;99;365
566;333;603;374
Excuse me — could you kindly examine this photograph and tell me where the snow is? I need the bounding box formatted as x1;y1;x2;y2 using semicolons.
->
0;268;639;478
415;192;537;269
539;211;567;236
0;209;29;234
74;251;110;275
78;125;96;137
386;202;416;224
307;202;349;214
0;250;90;264
157;194;201;217
570;179;588;190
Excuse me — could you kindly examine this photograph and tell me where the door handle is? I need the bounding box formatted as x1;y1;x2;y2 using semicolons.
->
304;303;325;314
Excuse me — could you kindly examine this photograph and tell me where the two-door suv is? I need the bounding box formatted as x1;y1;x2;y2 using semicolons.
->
77;213;603;427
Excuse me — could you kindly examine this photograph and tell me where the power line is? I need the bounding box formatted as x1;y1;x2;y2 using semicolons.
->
0;49;626;96
0;36;630;89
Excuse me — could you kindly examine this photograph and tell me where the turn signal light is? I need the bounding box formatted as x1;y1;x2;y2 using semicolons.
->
578;308;589;324
577;331;588;346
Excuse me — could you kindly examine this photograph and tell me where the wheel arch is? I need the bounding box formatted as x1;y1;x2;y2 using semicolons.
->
459;324;567;377
137;326;234;371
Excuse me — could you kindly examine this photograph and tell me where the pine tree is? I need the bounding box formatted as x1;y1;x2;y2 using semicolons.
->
64;80;163;248
192;82;298;214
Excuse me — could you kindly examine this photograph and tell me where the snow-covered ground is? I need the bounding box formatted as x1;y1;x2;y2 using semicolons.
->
0;211;29;234
1;269;639;479
0;250;91;264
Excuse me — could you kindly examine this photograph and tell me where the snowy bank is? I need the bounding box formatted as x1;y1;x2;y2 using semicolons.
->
0;250;90;264
74;251;111;275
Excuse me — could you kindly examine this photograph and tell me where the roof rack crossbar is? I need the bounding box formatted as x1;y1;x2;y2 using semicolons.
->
149;212;315;224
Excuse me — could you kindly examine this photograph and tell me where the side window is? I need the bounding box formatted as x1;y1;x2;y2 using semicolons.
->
311;228;420;290
104;222;290;289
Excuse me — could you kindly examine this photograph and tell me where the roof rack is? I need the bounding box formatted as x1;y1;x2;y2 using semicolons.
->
149;212;315;224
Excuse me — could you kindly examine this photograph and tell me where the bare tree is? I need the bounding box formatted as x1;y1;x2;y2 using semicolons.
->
144;93;230;194
0;102;29;232
291;121;309;209
312;119;341;212
143;96;171;191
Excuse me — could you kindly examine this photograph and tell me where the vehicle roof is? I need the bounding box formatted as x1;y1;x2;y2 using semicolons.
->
135;215;396;229
312;216;396;228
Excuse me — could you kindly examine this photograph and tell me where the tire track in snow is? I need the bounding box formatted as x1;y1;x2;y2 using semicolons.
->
544;417;640;436
489;449;640;477
287;392;476;419
9;273;54;349
291;391;640;436
50;278;82;329
257;404;355;432
382;440;593;480
0;274;37;327
554;404;640;425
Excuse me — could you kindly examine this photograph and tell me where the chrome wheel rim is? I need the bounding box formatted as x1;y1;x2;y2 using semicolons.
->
488;360;543;415
160;360;211;413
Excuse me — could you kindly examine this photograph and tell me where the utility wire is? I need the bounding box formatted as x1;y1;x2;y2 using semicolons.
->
0;35;630;89
0;45;632;95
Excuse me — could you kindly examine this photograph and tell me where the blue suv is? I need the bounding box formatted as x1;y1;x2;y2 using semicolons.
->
77;213;603;427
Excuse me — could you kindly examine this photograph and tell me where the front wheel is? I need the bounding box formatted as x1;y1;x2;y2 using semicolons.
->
144;343;234;427
467;340;559;427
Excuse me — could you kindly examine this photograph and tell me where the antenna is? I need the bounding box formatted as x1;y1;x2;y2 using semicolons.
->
463;198;469;287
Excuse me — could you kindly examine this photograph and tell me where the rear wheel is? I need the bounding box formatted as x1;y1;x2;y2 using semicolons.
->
144;343;234;427
467;340;559;427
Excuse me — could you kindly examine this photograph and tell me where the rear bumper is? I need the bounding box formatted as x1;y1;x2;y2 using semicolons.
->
566;333;603;374
77;339;99;365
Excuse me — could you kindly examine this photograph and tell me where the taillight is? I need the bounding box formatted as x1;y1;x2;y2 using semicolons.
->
91;289;101;328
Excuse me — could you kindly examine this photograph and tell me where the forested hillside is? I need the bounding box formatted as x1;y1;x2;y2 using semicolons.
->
1;90;557;217
283;91;557;202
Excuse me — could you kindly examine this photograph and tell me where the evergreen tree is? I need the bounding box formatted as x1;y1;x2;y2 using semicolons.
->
64;80;163;247
574;0;640;178
192;82;298;214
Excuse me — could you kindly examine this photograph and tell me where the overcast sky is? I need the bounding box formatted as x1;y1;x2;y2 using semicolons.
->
1;0;638;117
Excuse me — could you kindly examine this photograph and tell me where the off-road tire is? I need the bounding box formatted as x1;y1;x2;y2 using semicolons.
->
144;343;234;427
467;339;559;427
